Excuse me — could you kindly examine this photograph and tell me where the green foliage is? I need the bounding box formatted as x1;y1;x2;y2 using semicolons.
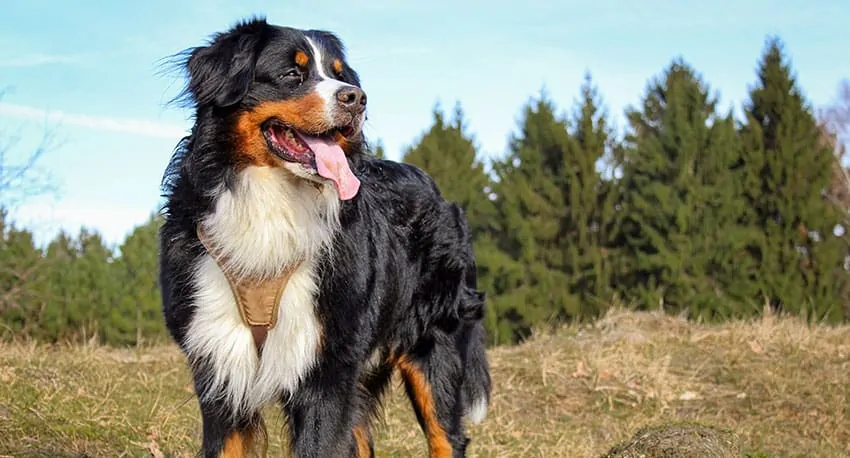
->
560;73;618;317
0;213;167;346
372;138;387;159
737;37;849;321
0;34;846;348
111;214;167;345
486;92;576;343
613;59;761;320
475;82;620;344
0;209;45;335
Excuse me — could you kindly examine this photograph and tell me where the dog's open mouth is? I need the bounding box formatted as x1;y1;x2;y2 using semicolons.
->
262;120;361;200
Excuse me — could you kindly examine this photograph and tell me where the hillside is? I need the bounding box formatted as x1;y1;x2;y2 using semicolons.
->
0;308;847;457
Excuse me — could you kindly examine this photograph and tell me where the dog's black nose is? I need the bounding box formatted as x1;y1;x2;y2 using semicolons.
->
336;86;367;114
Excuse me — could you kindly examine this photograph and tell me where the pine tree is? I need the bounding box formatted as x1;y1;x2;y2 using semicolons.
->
75;229;120;343
560;73;617;316
489;92;576;343
372;138;387;159
37;231;81;341
6;216;170;346
696;114;764;314
614;59;753;318
817;82;850;316
112;214;167;345
738;37;848;320
30;228;121;343
0;209;45;338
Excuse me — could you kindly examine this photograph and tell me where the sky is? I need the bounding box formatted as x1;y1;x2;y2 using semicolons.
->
1;0;849;249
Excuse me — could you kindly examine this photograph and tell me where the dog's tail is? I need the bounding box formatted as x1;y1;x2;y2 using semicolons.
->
458;286;491;425
447;202;490;425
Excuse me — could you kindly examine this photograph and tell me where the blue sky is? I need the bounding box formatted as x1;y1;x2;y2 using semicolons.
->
2;0;848;249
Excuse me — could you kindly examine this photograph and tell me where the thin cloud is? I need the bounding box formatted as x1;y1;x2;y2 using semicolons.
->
0;51;106;68
0;103;187;139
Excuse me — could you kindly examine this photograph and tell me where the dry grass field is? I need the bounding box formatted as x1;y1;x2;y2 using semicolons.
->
1;308;848;457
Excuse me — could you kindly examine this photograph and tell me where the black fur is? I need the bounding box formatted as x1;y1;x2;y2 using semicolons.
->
158;17;490;458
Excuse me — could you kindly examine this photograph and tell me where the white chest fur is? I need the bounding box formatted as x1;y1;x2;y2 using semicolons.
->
182;166;339;416
185;256;322;414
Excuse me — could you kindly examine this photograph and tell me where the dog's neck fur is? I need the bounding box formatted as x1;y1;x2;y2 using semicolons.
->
199;165;342;280
194;165;341;354
183;163;340;413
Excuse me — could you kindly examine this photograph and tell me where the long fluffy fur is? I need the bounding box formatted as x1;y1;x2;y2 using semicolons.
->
159;17;491;458
184;166;337;415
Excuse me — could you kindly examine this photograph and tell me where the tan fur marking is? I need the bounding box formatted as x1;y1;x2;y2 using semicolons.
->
295;50;309;67
220;424;269;458
233;96;341;169
353;424;372;458
396;356;453;458
333;130;358;156
219;429;254;458
332;58;343;74
233;113;284;170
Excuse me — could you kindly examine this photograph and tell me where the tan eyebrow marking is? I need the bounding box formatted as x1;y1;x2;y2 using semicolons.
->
295;50;309;67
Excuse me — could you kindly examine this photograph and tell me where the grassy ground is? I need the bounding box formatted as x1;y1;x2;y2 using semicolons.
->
0;308;848;457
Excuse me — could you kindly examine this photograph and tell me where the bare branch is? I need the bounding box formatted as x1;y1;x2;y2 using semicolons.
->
0;90;60;209
0;88;61;321
0;262;42;312
817;79;850;244
818;79;850;154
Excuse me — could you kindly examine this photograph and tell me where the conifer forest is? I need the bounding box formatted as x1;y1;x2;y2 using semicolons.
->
3;37;850;348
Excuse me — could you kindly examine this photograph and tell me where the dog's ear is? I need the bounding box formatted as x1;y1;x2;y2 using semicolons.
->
185;23;266;107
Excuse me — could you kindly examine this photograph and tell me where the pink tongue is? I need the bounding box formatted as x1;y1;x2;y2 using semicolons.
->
295;132;361;200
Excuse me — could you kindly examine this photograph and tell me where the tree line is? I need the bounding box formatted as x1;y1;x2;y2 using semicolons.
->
1;37;848;347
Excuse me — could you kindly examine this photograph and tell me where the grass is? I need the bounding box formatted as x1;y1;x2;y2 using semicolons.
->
1;307;849;457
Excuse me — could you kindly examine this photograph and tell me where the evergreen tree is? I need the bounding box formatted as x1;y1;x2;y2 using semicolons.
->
27;228;121;343
75;229;119;343
1;215;172;346
560;73;617;315
817;84;850;315
35;231;81;341
738;37;848;320
614;59;753;319
489;92;576;343
112;214;167;345
372;138;387;159
4;34;849;348
696;114;764;313
0;210;45;338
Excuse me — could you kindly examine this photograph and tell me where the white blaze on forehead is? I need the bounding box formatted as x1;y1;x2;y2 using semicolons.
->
305;36;354;114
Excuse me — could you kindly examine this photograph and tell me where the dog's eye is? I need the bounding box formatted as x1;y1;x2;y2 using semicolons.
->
279;69;303;82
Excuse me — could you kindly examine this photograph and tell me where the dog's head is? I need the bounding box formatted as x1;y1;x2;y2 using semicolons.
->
179;17;365;200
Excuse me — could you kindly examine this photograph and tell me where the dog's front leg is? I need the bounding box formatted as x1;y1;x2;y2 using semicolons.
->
196;393;266;458
284;374;360;458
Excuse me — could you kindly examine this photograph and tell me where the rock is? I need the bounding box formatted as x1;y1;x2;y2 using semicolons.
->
601;422;742;458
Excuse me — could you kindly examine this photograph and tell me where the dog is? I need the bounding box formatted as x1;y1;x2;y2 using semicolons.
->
158;17;491;458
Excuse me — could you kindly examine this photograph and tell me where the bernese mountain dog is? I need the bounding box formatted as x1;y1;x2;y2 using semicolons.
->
158;17;491;458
